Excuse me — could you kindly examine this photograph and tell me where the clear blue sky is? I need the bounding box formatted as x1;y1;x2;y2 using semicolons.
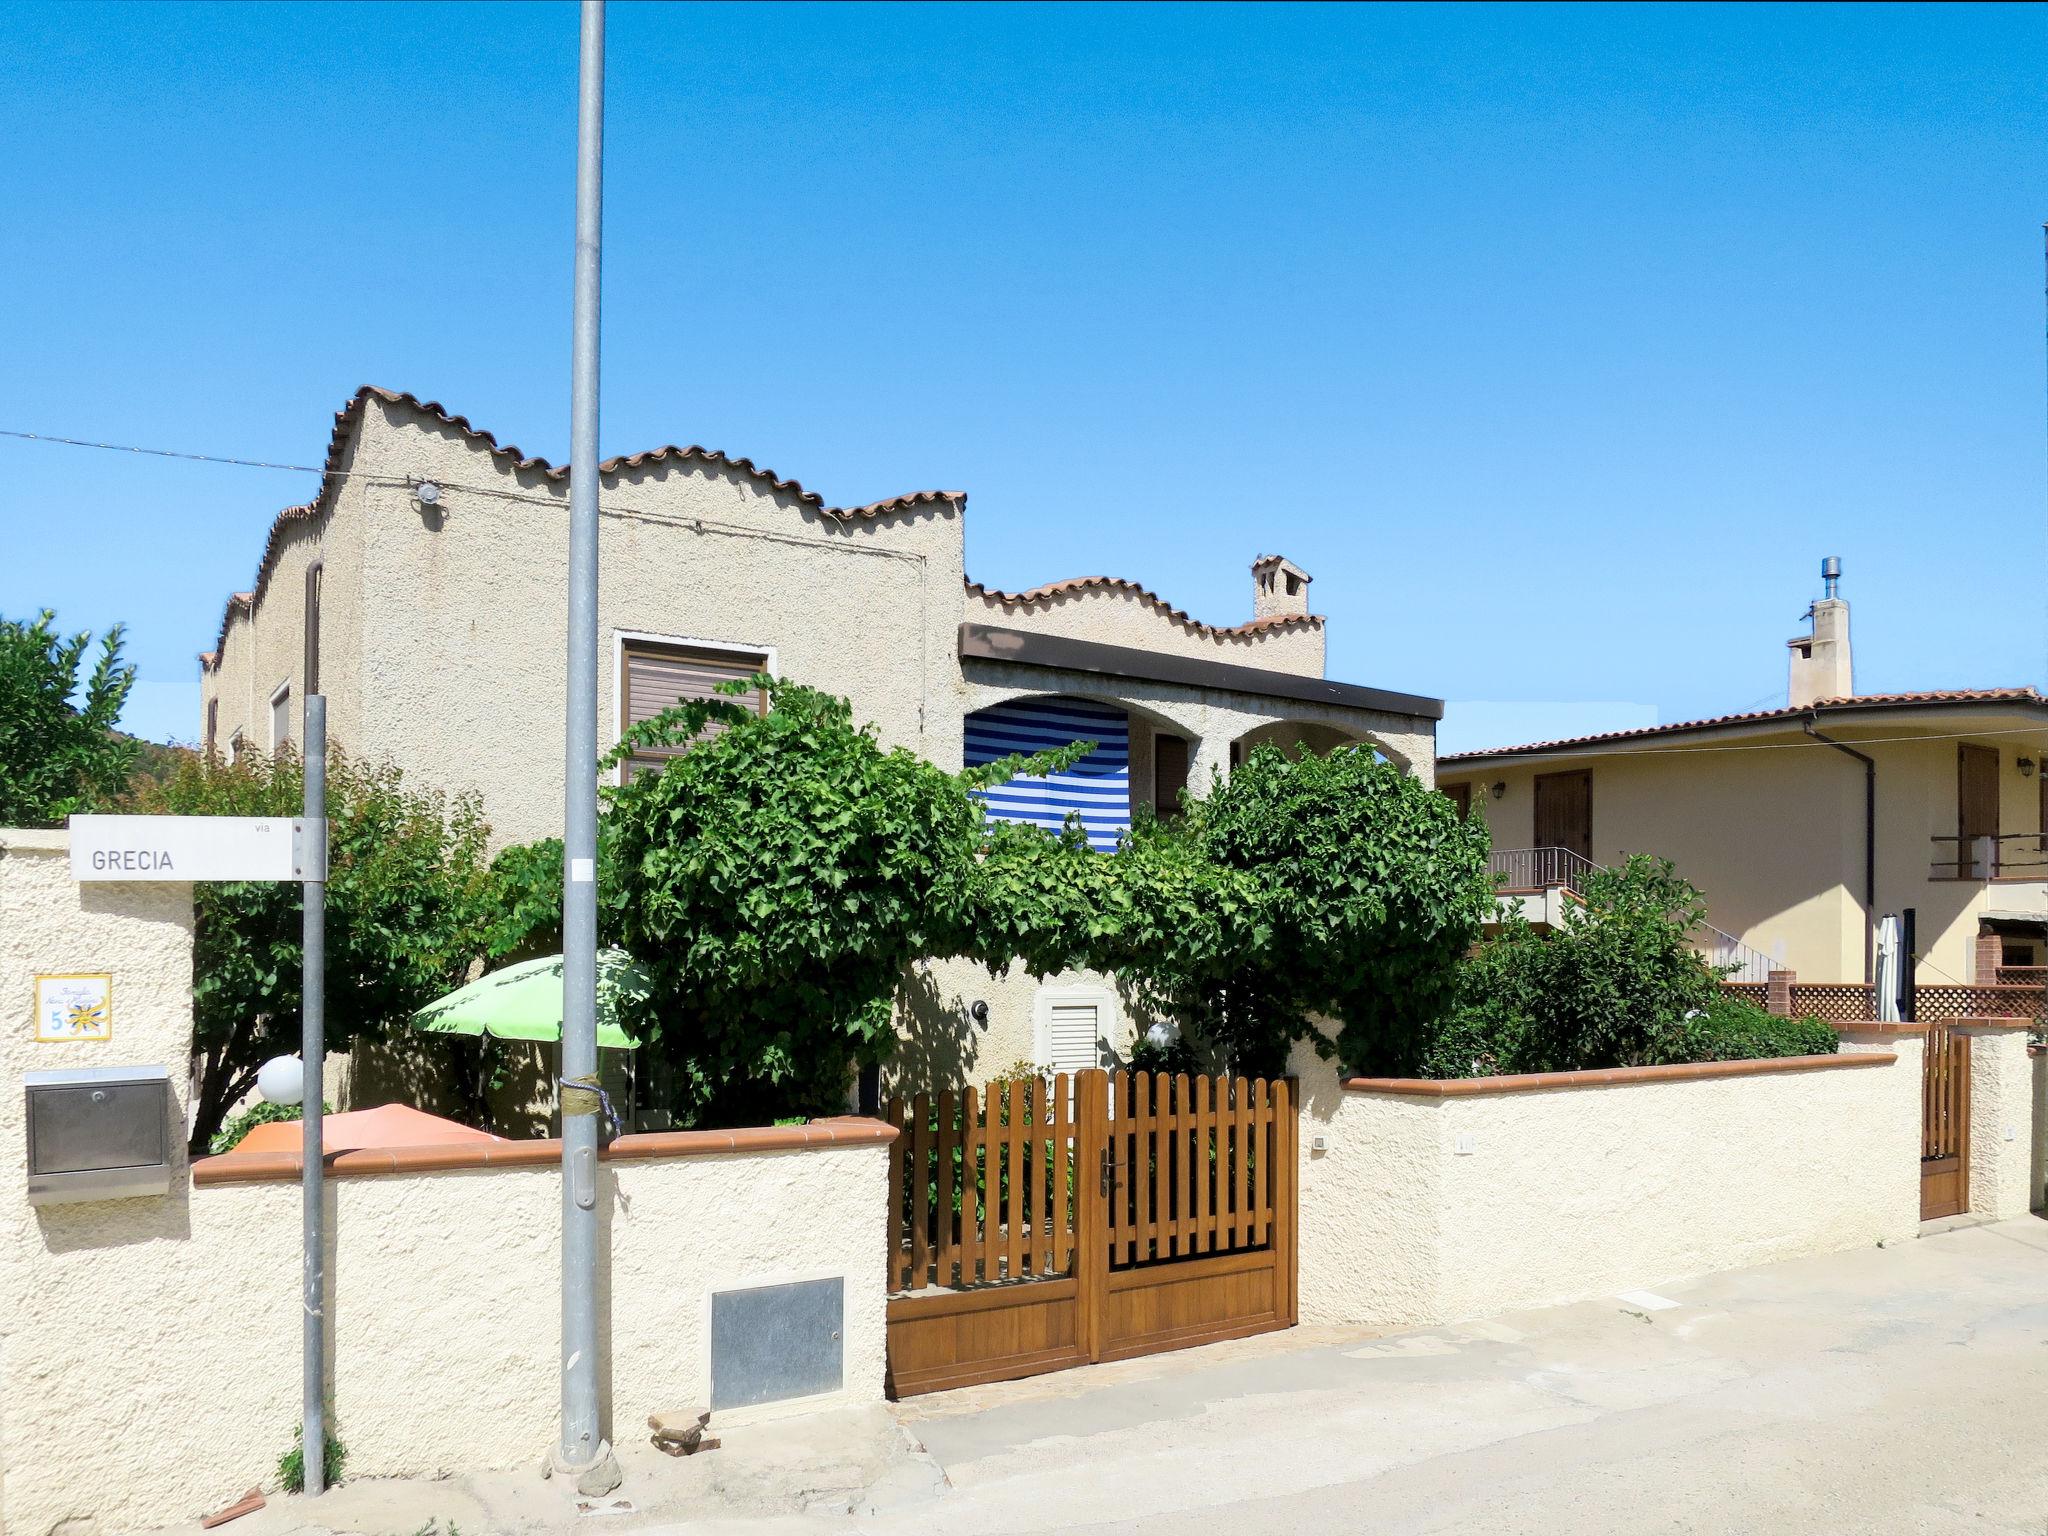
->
4;2;2044;753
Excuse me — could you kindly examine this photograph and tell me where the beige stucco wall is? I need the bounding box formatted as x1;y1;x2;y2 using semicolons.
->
6;1137;891;1534
1290;1035;1920;1330
968;583;1326;676
0;831;199;1536
1960;1023;2036;1221
1442;727;2043;985
340;399;967;850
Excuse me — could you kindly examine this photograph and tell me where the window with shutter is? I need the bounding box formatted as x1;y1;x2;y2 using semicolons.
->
270;684;291;750
1152;732;1189;819
620;640;769;781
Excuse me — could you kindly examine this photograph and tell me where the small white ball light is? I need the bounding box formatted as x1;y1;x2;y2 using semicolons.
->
257;1054;305;1107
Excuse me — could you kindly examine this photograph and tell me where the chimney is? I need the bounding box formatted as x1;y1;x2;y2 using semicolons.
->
1251;554;1312;621
1788;555;1853;708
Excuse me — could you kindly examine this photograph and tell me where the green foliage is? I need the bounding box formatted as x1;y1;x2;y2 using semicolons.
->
128;747;493;1151
207;1098;330;1156
0;609;139;827
601;680;1080;1128
276;1421;347;1493
1665;996;1839;1064
1424;855;1838;1077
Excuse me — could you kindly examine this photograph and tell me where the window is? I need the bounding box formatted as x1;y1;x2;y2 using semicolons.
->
1443;781;1471;817
1034;986;1116;1076
1152;732;1189;818
270;683;291;750
205;698;219;757
304;562;323;696
618;637;770;781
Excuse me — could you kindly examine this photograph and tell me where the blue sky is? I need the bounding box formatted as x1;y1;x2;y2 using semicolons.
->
3;2;2043;754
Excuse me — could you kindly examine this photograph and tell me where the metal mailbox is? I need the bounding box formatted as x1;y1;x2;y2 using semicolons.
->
24;1064;173;1206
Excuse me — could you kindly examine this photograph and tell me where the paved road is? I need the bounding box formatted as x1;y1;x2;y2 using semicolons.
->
878;1217;2048;1536
188;1218;2048;1536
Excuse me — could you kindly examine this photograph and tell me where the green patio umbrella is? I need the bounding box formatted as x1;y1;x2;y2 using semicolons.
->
411;948;651;1050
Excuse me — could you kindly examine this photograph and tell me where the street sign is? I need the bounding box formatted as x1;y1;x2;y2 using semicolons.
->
68;815;326;883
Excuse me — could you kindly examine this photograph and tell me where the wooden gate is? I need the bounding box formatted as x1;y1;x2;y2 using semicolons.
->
883;1069;1296;1398
1920;1022;1970;1219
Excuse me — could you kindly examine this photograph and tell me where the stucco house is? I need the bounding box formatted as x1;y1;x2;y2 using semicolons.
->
1438;561;2048;990
199;387;1442;1102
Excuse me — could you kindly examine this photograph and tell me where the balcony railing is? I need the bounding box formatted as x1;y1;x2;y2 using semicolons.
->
1929;834;2048;881
1487;846;1598;894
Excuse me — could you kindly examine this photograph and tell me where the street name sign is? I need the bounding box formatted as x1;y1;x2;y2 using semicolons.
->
69;815;326;883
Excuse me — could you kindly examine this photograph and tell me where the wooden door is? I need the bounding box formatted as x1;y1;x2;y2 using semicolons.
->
1153;733;1190;819
1958;744;1999;878
1534;770;1593;861
1443;782;1472;818
1920;1024;1970;1219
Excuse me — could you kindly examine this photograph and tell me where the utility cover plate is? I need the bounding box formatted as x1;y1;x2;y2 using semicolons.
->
709;1277;844;1410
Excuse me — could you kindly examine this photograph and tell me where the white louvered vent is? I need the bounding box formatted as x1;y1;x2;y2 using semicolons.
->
1045;1002;1102;1075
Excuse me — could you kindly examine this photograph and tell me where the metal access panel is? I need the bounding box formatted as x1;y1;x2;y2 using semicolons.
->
709;1276;845;1410
25;1065;173;1205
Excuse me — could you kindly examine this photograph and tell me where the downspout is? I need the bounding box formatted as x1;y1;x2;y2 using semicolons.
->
1804;713;1876;983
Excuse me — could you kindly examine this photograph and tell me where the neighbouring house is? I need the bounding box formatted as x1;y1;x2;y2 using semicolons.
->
1438;559;2048;991
198;387;1443;1108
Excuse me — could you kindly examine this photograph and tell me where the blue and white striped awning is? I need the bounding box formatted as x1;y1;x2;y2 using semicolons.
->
964;696;1130;852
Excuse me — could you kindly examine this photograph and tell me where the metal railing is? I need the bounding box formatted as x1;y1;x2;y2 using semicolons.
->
1487;846;1599;893
1929;833;2048;881
1692;922;1777;985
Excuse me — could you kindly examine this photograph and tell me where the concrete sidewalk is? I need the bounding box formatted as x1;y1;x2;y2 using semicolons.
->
172;1217;2048;1536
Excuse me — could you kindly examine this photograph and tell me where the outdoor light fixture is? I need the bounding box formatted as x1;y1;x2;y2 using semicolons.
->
256;1053;304;1106
412;479;442;507
2021;757;2037;779
969;1000;990;1029
1492;782;1507;800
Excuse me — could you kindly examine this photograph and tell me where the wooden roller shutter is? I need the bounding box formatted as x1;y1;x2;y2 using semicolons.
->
1153;732;1190;818
1045;1001;1103;1075
621;642;768;780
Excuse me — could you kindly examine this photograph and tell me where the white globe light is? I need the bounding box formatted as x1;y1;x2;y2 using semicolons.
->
256;1055;304;1107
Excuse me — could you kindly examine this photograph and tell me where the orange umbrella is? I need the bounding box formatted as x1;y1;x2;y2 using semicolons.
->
234;1103;501;1156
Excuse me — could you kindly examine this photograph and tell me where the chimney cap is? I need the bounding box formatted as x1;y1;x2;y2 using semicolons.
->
1821;555;1842;600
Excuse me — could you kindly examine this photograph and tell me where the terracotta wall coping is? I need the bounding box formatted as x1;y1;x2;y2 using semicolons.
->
192;1116;899;1187
1342;1051;1895;1099
1948;1016;2038;1034
1831;1021;1929;1037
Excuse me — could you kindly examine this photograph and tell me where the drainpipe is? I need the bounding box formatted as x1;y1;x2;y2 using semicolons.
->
1804;714;1876;984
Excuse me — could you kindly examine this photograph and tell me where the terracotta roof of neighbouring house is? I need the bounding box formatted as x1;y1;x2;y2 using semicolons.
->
965;576;1324;640
1439;688;2048;765
201;387;964;669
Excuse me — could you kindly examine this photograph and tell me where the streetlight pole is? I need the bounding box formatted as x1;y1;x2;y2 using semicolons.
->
554;0;619;1495
300;695;327;1496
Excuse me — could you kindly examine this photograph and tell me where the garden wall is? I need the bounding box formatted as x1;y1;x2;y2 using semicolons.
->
1291;1031;1922;1329
0;830;896;1536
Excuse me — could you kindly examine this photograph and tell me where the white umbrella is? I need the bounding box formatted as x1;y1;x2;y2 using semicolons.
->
1875;914;1902;1023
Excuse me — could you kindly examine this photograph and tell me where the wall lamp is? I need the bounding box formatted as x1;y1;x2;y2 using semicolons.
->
1491;782;1507;801
2021;757;2037;779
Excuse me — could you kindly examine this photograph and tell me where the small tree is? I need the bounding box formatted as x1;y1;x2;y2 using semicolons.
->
0;610;139;827
127;747;493;1151
599;680;1080;1127
1119;744;1496;1076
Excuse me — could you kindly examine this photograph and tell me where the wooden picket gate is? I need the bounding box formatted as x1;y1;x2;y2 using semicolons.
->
1920;1022;1971;1220
882;1069;1296;1398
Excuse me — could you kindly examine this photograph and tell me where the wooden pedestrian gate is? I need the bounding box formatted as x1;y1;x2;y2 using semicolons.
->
1920;1022;1970;1220
882;1069;1297;1398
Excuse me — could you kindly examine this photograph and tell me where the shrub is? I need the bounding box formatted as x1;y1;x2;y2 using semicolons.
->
1664;997;1837;1064
276;1422;346;1494
1426;855;1838;1077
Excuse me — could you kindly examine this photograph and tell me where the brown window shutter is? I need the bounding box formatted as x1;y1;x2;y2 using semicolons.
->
1153;732;1189;817
303;563;323;697
621;643;768;779
1444;781;1471;817
206;698;219;756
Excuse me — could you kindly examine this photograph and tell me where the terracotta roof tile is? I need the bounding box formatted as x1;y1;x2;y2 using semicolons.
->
202;387;964;670
1440;688;2048;764
965;575;1324;641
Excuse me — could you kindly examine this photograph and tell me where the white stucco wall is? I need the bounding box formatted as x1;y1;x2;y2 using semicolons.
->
1291;1036;1920;1330
1960;1022;2036;1221
0;831;200;1536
